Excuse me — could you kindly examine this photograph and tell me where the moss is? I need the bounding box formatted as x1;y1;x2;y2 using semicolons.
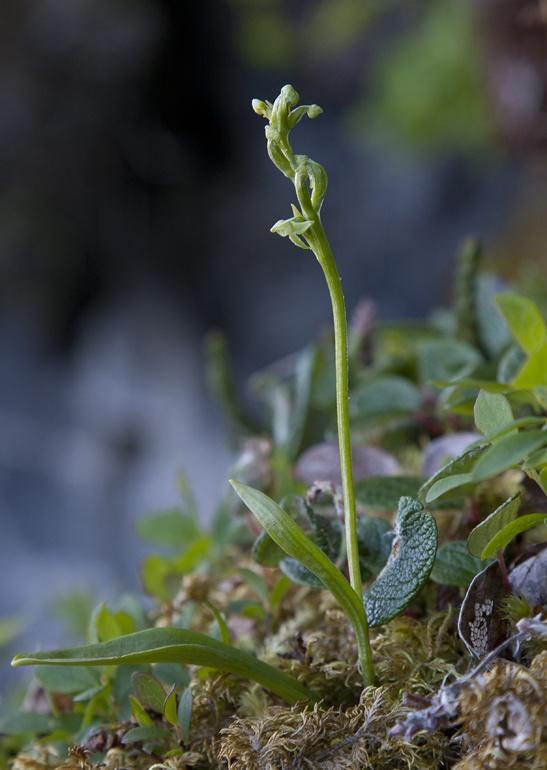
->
217;687;448;770
372;611;463;695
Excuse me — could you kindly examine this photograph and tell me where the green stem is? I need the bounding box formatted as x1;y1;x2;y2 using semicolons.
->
310;221;375;686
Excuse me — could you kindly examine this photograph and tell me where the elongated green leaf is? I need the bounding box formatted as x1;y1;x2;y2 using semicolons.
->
230;480;371;668
467;493;521;558
364;497;437;627
12;628;315;705
430;541;484;588
471;431;547;482
480;513;547;559
473;390;513;436
495;293;545;355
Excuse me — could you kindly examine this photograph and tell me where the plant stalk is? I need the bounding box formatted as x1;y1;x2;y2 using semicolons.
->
310;221;375;686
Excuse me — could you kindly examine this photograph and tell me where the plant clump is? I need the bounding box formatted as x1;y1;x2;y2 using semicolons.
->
1;85;547;770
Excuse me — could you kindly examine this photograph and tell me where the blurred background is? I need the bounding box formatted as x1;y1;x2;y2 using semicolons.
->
0;0;546;679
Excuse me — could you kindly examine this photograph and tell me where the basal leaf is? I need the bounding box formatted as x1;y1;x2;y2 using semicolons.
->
430;541;484;588
467;493;521;558
12;627;315;705
473;390;513;436
230;480;372;668
495;293;546;355
471;431;547;482
364;497;437;627
480;513;547;560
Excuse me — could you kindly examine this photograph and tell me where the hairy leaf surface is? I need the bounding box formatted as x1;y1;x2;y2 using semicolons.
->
364;497;437;627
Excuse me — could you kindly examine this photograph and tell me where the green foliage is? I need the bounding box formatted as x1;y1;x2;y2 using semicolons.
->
4;82;547;770
473;390;514;436
230;480;372;678
467;493;521;558
350;376;421;424
364;497;437;626
12;627;316;705
430;541;484;588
